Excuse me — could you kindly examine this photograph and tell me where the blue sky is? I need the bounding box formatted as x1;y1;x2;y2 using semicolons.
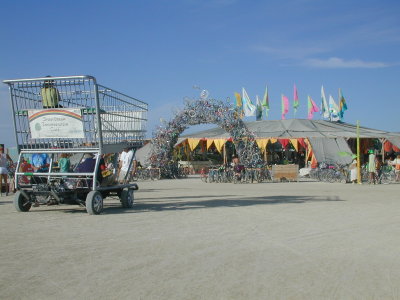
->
1;0;400;147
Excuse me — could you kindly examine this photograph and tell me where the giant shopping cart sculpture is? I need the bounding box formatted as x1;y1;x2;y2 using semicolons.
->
3;75;148;214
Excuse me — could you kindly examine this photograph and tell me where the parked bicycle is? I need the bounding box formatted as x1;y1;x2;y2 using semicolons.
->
310;162;349;183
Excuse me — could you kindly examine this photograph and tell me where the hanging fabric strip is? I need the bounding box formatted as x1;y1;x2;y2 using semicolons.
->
290;139;298;151
384;141;392;153
206;139;214;150
187;138;201;151
298;138;306;149
213;139;227;154
256;139;269;153
278;138;290;149
311;154;318;168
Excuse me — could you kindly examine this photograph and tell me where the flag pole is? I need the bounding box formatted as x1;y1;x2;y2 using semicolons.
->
357;120;361;184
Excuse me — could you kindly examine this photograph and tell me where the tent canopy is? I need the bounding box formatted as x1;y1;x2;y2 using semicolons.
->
180;119;399;140
176;119;400;164
135;142;151;165
387;137;400;149
308;138;353;165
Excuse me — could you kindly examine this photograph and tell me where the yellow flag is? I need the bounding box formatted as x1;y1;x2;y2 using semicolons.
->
234;92;244;118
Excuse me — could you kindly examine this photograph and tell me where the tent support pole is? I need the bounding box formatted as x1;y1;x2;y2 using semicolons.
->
305;143;308;167
357;120;361;184
264;147;267;163
223;143;226;165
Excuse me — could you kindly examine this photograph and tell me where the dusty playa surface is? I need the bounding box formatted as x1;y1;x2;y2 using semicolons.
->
1;178;400;299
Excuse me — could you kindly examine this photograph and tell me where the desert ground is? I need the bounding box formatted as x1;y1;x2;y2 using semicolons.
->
1;178;400;300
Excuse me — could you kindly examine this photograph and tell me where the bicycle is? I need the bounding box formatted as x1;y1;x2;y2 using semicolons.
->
207;166;219;183
200;167;208;183
233;165;245;184
378;166;395;184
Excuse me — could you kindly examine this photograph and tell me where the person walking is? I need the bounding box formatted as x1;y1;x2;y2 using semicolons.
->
0;144;14;196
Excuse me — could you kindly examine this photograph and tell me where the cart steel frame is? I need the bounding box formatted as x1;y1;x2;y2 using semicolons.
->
3;75;148;214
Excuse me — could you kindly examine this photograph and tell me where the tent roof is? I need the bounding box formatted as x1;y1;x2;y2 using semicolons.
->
135;142;151;165
180;119;399;140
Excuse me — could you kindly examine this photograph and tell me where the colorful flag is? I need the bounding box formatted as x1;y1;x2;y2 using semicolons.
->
338;88;348;120
242;88;256;117
307;96;320;120
321;85;330;119
329;95;340;122
293;84;299;115
281;94;289;120
256;95;263;121
261;85;270;118
234;92;243;118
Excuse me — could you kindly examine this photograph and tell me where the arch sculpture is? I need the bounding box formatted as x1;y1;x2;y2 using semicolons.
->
149;94;263;176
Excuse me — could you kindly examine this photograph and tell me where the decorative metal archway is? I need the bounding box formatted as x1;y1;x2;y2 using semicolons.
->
149;92;263;174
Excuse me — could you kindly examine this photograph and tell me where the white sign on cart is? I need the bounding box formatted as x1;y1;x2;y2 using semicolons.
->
28;108;85;139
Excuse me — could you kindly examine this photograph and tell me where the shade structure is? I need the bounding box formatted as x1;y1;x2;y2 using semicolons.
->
308;138;353;165
387;137;400;150
135;142;151;165
181;119;399;139
178;119;400;165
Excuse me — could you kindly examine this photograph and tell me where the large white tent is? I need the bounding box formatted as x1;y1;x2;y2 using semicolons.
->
176;119;400;165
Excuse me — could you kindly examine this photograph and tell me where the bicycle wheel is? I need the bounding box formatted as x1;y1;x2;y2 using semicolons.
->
207;172;214;183
327;170;336;183
264;169;272;182
380;172;391;184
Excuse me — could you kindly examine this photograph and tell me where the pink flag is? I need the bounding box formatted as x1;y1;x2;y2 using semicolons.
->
293;84;299;113
308;95;320;119
281;94;289;120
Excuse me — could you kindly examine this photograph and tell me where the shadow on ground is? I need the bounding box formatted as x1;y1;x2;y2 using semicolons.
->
20;194;343;215
104;194;344;214
0;200;13;205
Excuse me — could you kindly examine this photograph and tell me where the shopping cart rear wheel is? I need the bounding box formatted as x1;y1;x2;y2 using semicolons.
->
120;188;134;208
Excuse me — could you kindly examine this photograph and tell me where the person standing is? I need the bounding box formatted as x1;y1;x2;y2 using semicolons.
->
389;154;400;182
41;76;62;108
0;144;14;196
118;147;134;183
368;150;376;184
58;153;71;173
375;156;383;184
349;155;358;184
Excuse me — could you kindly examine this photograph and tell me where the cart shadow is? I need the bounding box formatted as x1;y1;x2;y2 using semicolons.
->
26;194;344;215
104;194;344;214
0;200;13;205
